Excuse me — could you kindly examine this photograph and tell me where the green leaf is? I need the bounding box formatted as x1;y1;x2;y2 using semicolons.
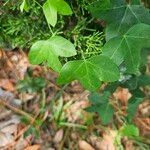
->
126;97;143;122
89;0;150;40
123;76;138;90
29;36;76;72
102;23;150;74
97;102;114;125
89;0;126;24
137;75;150;86
130;0;141;5
120;124;139;137
106;5;150;40
43;0;72;27
20;0;28;12
88;91;110;104
57;55;120;91
17;77;46;93
52;0;72;15
24;126;40;138
86;103;114;125
43;0;57;27
86;92;114;124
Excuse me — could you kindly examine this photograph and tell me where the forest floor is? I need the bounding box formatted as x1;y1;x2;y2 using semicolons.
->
0;49;150;150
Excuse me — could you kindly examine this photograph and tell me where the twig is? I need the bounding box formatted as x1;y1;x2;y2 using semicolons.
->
58;128;70;150
0;98;35;122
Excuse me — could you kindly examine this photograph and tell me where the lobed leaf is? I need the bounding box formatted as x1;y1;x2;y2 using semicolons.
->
102;23;150;74
86;92;113;124
89;0;150;40
43;0;72;27
29;36;76;72
57;55;120;91
43;0;57;27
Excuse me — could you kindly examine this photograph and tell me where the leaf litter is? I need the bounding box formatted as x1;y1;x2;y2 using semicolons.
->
0;49;150;149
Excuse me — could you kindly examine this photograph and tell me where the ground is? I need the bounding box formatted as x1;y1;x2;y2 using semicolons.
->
0;49;150;150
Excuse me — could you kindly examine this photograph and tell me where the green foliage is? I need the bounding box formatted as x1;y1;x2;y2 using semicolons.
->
126;97;143;122
120;124;139;137
58;55;120;91
89;0;150;74
20;0;28;12
43;0;72;27
17;76;46;93
74;32;104;59
102;23;150;74
0;0;51;49
1;0;150;137
86;92;114;125
29;36;76;72
24;126;40;138
89;0;150;39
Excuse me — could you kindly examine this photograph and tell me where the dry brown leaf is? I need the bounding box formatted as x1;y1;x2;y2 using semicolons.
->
138;100;150;117
7;50;29;80
0;79;15;91
15;135;33;150
66;100;89;123
135;118;150;137
24;145;41;150
113;87;132;105
90;130;117;150
1;124;17;135
53;129;64;143
78;140;95;150
0;132;14;147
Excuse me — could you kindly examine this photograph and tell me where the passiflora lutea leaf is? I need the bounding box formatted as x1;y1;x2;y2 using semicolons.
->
43;0;72;27
86;92;114;125
102;23;150;74
57;55;120;91
43;0;57;27
89;0;150;40
29;36;76;72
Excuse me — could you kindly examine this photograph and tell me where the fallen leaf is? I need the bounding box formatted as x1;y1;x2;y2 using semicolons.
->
1;124;17;135
66;100;89;123
0;79;15;91
24;145;40;150
15;135;33;150
53;129;64;143
113;87;132;105
90;130;117;150
78;140;95;150
0;132;14;147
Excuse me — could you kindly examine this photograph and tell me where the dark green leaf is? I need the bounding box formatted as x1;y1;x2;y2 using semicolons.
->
89;0;150;40
24;126;40;138
106;5;150;40
123;76;138;90
88;91;110;104
86;92;113;124
127;97;143;122
17;77;46;93
97;103;114;125
137;75;150;86
102;23;150;74
89;0;126;24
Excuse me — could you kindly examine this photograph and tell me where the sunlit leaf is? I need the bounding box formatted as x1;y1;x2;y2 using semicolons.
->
29;36;76;72
57;55;120;91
